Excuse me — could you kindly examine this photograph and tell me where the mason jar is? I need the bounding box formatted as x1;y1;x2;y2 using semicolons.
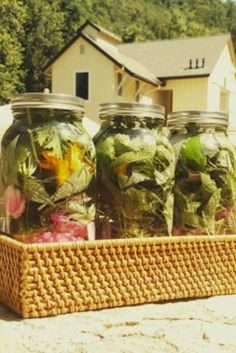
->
94;102;175;239
0;93;96;243
168;110;236;235
228;130;236;152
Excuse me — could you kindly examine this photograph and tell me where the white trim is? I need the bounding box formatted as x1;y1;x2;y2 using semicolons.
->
74;70;91;102
143;85;160;95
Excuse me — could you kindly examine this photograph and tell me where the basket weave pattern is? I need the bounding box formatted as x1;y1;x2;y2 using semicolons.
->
0;235;236;318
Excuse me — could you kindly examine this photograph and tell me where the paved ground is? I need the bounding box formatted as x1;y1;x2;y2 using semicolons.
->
0;295;235;353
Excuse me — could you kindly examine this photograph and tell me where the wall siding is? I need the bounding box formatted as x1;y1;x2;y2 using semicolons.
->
162;77;208;112
51;37;157;122
52;37;116;122
208;44;236;134
50;35;235;142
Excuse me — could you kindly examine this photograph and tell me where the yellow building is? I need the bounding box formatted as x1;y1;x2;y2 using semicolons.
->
44;20;236;138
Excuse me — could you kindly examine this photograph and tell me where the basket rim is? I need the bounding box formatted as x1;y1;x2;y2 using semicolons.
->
0;233;236;252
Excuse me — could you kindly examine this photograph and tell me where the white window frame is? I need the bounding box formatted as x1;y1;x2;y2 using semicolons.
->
74;70;90;102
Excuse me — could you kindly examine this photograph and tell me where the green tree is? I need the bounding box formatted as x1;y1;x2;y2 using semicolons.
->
225;0;236;45
59;0;113;43
59;0;88;42
23;0;64;92
1;0;236;98
187;0;228;31
0;0;26;104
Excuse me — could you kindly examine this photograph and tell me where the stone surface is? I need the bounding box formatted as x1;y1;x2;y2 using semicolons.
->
0;295;236;353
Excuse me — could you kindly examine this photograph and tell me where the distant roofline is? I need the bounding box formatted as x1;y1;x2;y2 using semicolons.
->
80;33;159;86
44;20;121;74
119;32;236;78
44;29;83;74
119;32;231;47
44;22;160;86
160;73;210;81
83;20;121;43
44;22;235;81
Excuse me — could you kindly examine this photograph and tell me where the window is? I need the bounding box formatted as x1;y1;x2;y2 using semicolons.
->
135;80;140;102
79;44;85;55
76;72;89;100
117;72;123;96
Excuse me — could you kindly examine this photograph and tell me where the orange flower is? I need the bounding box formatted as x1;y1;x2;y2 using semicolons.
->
116;164;128;175
39;144;83;185
39;151;60;171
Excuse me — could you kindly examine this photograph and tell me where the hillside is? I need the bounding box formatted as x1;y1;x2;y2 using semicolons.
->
1;0;236;104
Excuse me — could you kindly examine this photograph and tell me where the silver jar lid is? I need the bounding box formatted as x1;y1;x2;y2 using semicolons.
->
167;110;228;129
11;93;84;113
99;102;165;120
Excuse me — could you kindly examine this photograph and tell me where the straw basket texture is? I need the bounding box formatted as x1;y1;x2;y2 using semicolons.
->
0;234;235;318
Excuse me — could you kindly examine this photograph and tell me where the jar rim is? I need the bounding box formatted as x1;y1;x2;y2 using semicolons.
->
11;92;85;113
99;102;165;120
167;110;228;129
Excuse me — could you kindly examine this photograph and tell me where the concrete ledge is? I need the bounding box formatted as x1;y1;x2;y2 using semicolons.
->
0;295;235;353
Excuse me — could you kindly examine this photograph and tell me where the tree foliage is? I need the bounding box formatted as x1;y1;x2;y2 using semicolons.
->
0;0;236;104
0;0;26;103
23;0;64;92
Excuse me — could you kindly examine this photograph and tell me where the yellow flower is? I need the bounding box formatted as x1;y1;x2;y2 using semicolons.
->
39;143;83;185
66;143;82;172
54;159;71;185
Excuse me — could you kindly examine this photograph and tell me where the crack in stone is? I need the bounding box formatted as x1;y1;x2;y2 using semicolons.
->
103;321;140;329
80;330;105;339
143;316;236;326
119;332;179;352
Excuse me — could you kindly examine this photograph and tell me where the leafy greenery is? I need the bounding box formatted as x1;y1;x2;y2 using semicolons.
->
180;135;207;171
173;129;236;235
95;117;175;238
23;0;64;93
0;111;96;235
0;0;236;104
0;0;26;103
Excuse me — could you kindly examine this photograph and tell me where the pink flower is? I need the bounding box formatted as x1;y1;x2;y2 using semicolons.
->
3;185;26;219
50;212;88;239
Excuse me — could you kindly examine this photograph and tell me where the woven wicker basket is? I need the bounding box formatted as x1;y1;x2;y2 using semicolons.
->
0;234;235;318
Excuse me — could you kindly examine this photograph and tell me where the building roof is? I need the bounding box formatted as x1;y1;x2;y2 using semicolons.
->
80;33;160;86
44;20;235;84
119;34;235;79
44;21;160;86
84;20;121;43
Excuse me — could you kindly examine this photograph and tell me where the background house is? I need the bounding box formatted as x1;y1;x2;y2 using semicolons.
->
44;20;236;140
44;21;160;123
120;34;236;139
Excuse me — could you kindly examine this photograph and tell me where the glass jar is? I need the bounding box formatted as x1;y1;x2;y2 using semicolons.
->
94;102;175;239
0;93;96;243
228;130;236;152
168;110;236;235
